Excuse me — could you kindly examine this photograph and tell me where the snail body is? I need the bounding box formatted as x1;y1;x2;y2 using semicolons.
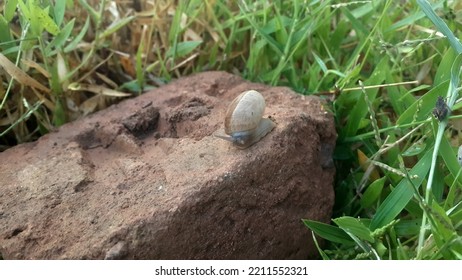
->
216;90;276;149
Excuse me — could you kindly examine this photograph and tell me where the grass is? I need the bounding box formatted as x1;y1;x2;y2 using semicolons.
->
1;0;462;259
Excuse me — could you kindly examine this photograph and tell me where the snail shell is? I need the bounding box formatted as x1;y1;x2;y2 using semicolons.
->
216;90;276;149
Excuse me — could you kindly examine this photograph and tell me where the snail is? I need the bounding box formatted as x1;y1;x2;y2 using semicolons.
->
215;90;276;149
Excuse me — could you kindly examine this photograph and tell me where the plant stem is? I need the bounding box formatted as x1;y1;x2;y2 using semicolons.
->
416;122;445;258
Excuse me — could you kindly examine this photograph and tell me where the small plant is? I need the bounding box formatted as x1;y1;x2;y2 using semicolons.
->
303;0;462;260
0;0;139;149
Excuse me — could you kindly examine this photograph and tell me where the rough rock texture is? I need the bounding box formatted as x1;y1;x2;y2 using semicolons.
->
0;71;336;259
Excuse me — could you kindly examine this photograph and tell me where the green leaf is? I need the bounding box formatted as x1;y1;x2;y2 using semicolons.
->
447;52;462;107
341;6;369;37
166;41;203;58
310;232;330;260
370;149;432;230
45;18;75;55
396;81;448;126
98;16;135;40
438;62;462;201
434;48;457;85
344;57;388;137
417;0;462;54
53;0;66;26
4;0;18;22
0;15;15;54
64;16;90;53
402;141;426;157
394;219;421;237
312;51;328;74
77;0;100;24
425;201;458;259
429;201;455;240
238;4;283;56
361;177;385;209
302;219;355;245
17;0;30;22
334;216;374;243
30;3;59;36
53;98;66;126
384;71;416;116
386;0;444;32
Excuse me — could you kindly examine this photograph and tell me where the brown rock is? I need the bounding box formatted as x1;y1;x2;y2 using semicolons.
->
0;71;336;259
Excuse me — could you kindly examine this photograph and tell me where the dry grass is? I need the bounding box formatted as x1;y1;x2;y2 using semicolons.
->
0;0;246;149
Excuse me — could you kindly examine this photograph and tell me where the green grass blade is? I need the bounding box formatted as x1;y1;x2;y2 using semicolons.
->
0;15;16;54
396;81;448;126
440;136;462;187
434;49;457;85
311;232;330;260
0;100;44;137
77;0;99;24
30;2;60;36
45;18;75;55
302;219;355;245
166;41;203;58
370;148;432;230
238;2;283;55
417;0;462;54
64;16;89;53
417;53;462;258
334;216;374;243
52;0;66;26
344;57;388;137
98;16;135;41
447;53;462;106
386;0;444;32
360;177;386;209
4;0;18;22
395;219;421;237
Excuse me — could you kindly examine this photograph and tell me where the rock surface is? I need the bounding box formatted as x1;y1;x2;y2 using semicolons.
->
0;71;336;259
